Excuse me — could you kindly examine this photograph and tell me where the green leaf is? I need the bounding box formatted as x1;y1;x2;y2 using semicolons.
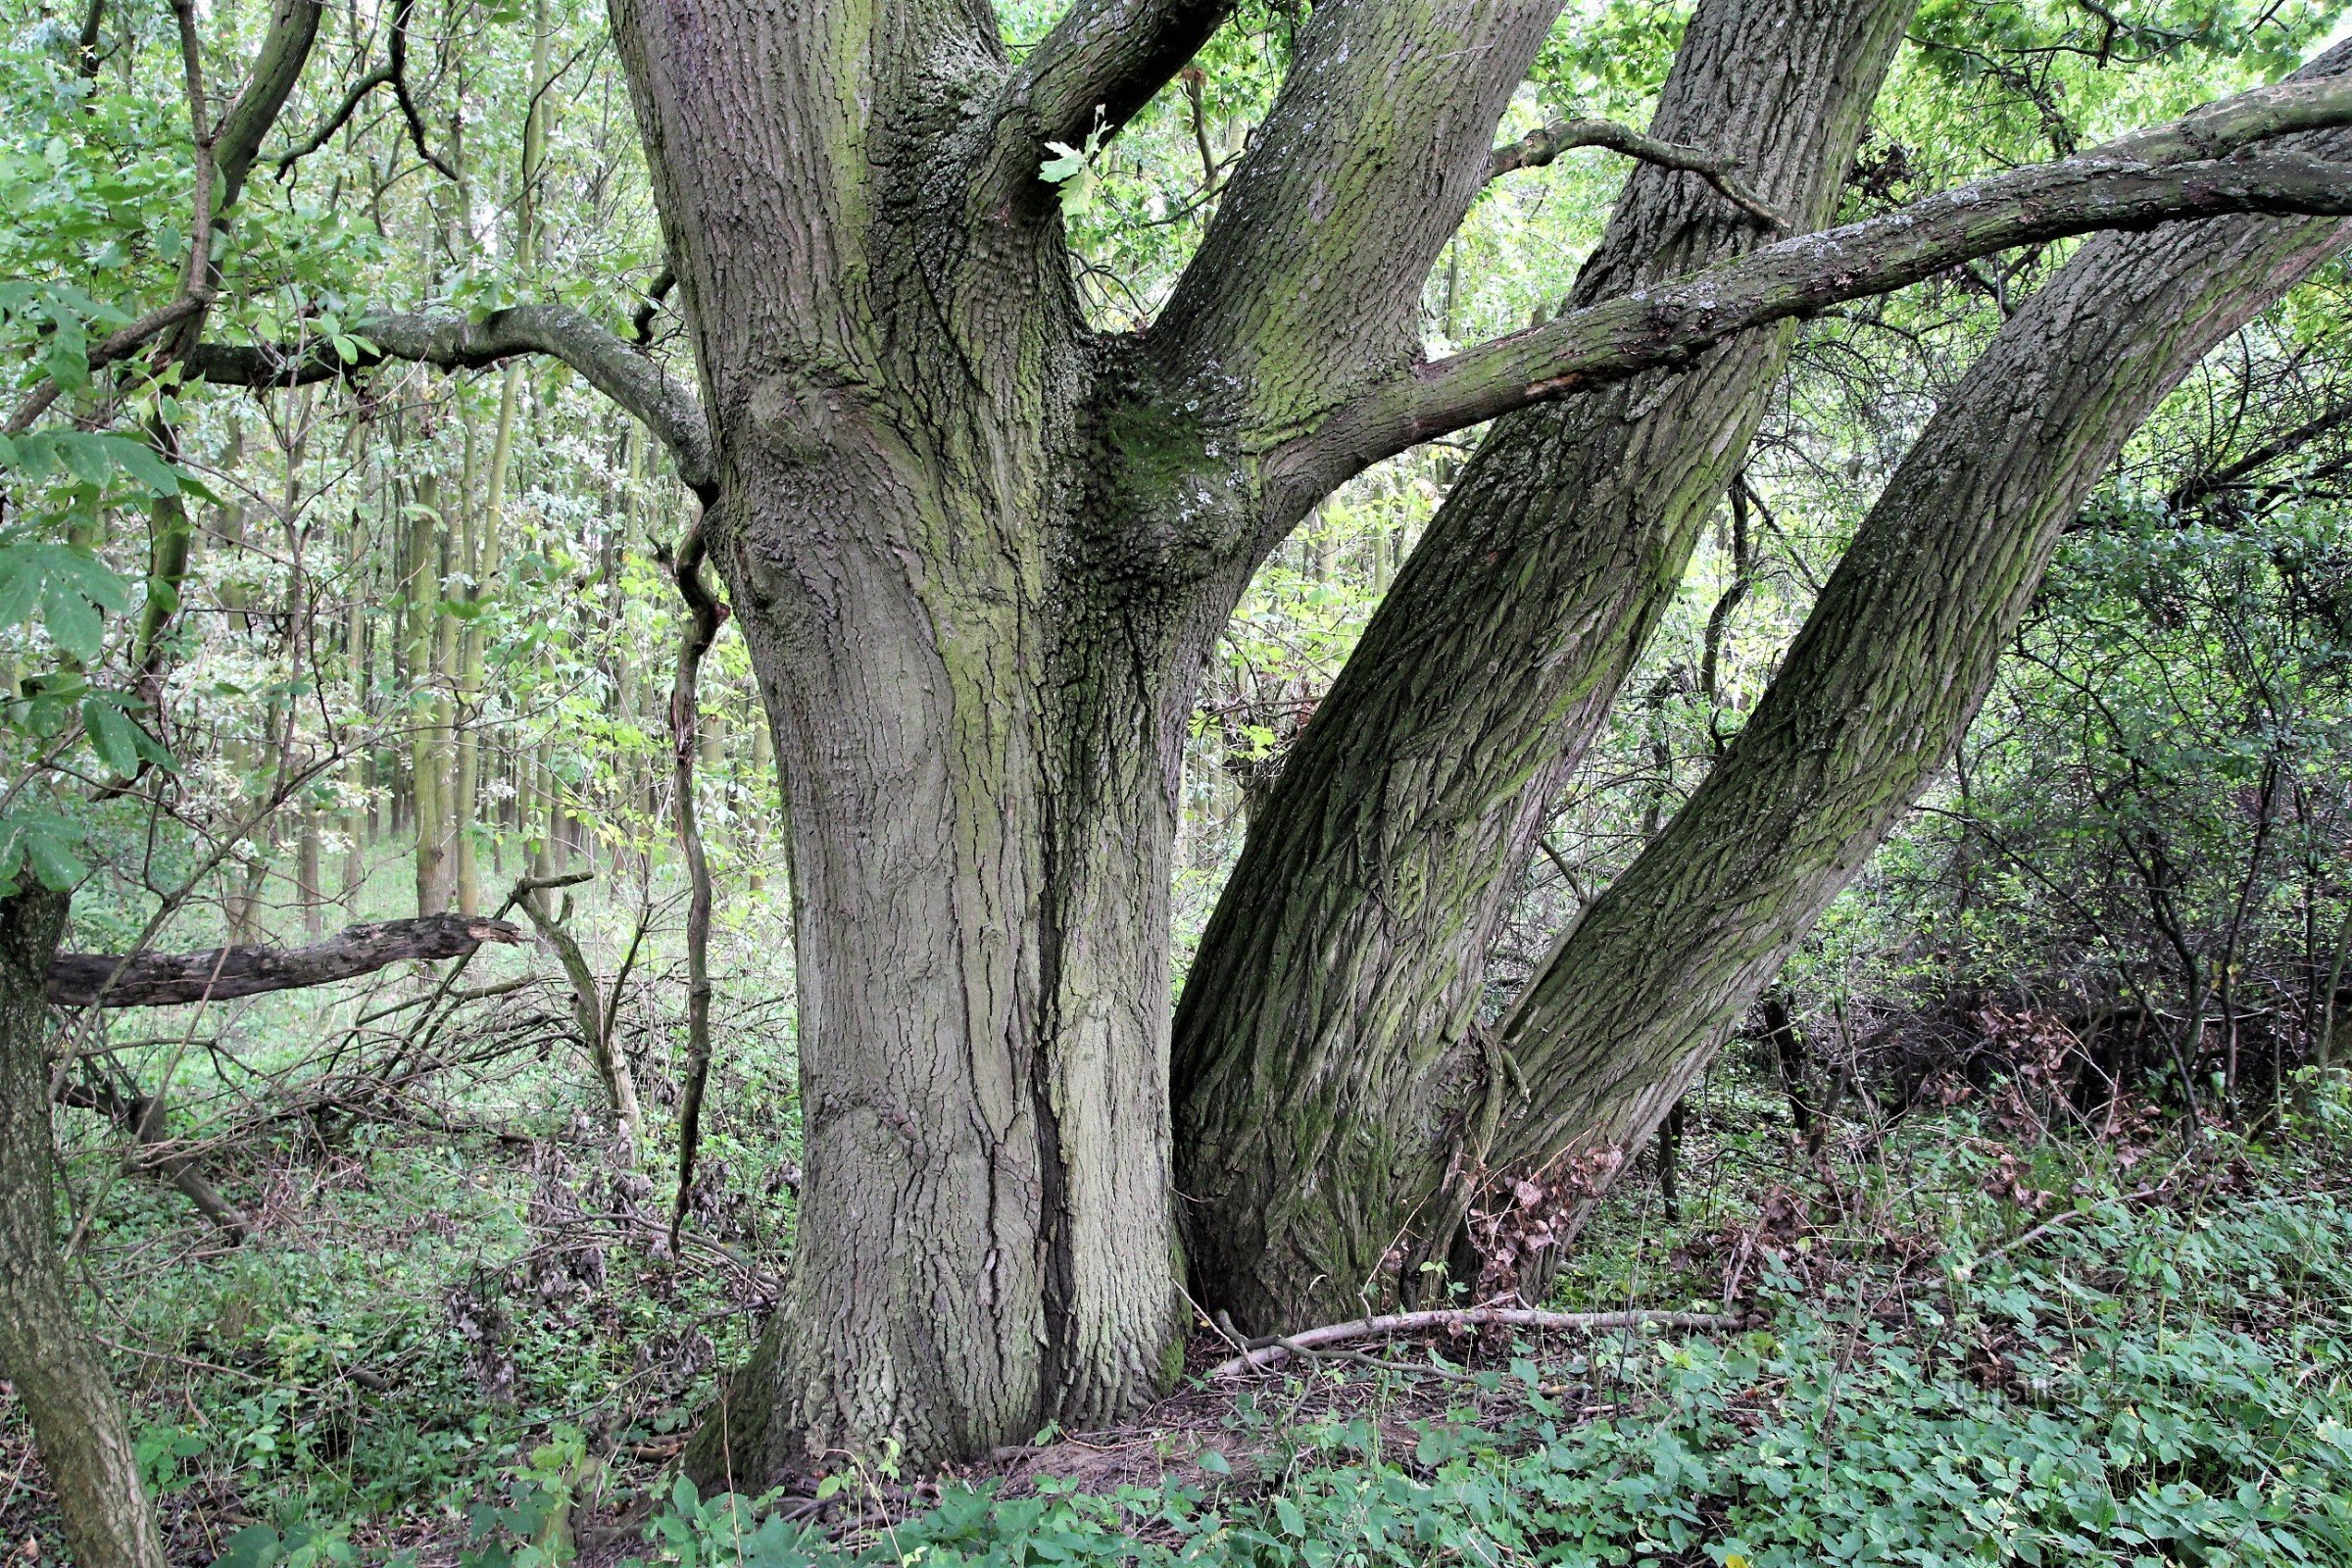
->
1039;144;1090;185
41;580;102;662
55;431;114;486
81;696;141;774
103;435;182;494
13;812;88;892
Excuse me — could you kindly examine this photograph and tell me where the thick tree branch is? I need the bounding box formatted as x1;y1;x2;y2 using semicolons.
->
212;0;325;210
998;0;1234;165
1152;0;1560;438
48;915;521;1008
1489;117;1790;231
184;304;716;496
1485;103;2352;1220
1275;77;2352;507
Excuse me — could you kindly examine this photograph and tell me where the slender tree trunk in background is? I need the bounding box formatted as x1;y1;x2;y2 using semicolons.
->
746;715;773;894
130;417;193;683
343;520;371;908
1173;0;1914;1333
456;366;521;917
2320;895;2352;1072
432;531;460;895
1471;102;2352;1251
1764;991;1813;1141
407;476;450;916
0;890;167;1568
298;806;323;941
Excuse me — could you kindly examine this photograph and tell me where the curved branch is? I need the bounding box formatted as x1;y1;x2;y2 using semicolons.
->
185;304;715;497
380;0;458;182
662;514;728;1254
632;263;676;346
1278;144;2352;510
1489;117;1790;231
273;63;393;173
1278;74;2352;506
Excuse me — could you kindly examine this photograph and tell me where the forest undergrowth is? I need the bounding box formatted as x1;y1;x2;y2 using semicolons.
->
11;992;2350;1568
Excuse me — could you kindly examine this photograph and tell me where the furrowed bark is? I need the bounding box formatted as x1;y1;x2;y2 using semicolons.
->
1485;56;2352;1256
1175;0;1915;1334
0;888;168;1568
1150;0;1561;447
46;913;523;1006
613;0;1189;1476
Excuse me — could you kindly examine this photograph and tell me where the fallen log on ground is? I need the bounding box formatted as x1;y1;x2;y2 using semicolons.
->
46;914;525;1007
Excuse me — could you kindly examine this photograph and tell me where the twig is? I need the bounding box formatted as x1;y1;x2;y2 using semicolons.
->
1205;1305;1740;1380
1952;1186;2162;1278
1489;116;1791;231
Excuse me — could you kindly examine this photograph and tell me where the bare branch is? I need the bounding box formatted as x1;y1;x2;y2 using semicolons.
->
632;263;676;346
1490;117;1790;231
380;0;458;182
48;914;523;1008
1274;75;2352;508
1205;1305;1739;1380
185;304;716;496
273;64;393;173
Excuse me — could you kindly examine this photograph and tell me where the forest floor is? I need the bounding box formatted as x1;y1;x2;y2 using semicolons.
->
5;1038;2351;1568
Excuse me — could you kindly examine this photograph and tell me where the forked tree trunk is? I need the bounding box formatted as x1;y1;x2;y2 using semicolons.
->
1172;0;1915;1332
574;0;2352;1476
624;0;1551;1478
0;890;167;1568
1480;101;2352;1237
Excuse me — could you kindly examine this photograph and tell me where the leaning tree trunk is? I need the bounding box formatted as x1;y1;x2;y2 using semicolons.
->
1477;57;2352;1259
0;889;168;1568
1172;0;1915;1334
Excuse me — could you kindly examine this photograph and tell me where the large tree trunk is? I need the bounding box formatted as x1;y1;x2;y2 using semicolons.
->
619;2;1195;1477
580;0;2352;1477
1479;95;2352;1238
621;0;1549;1474
0;889;167;1568
1172;0;1915;1333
